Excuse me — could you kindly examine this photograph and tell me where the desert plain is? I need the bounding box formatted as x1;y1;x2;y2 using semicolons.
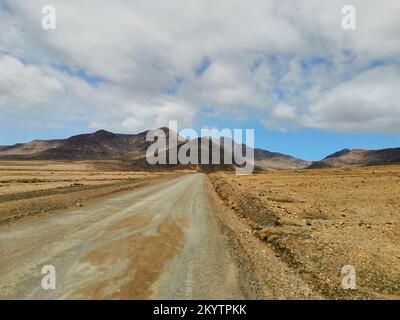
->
0;160;399;299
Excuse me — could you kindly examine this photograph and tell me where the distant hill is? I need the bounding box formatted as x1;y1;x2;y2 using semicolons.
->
308;148;400;169
208;137;310;171
253;148;310;171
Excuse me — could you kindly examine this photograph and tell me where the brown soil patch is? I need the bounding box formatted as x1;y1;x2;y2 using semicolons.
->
101;214;153;237
77;217;185;299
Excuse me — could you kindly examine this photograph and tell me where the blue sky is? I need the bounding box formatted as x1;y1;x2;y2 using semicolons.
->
0;1;399;161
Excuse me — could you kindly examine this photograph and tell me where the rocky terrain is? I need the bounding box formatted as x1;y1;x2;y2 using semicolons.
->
209;166;400;299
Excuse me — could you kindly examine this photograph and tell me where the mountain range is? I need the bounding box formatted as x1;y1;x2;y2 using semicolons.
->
0;129;399;171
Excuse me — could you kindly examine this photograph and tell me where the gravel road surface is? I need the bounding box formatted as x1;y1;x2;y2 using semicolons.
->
0;173;246;299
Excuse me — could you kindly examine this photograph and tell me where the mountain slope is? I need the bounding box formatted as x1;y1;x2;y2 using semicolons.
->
308;148;400;168
253;148;310;171
210;137;310;171
0;129;165;160
130;137;237;172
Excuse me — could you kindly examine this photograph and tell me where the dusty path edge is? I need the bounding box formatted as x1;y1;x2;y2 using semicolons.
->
205;176;265;299
205;174;325;300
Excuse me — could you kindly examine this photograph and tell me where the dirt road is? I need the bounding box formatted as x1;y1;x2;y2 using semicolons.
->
0;173;247;299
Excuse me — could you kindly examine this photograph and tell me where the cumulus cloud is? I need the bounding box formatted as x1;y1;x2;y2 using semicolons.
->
305;66;400;133
0;54;65;107
264;104;301;132
0;0;399;134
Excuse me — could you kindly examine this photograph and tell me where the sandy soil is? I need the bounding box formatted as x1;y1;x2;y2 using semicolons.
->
209;165;400;299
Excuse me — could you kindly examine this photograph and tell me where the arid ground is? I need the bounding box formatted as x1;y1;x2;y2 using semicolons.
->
209;165;400;299
0;160;177;226
0;161;399;299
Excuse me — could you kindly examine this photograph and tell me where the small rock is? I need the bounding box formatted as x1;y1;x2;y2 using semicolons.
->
257;230;268;241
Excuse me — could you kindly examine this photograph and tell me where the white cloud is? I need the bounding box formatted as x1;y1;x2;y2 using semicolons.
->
0;54;65;107
304;66;400;133
264;104;301;132
0;0;399;134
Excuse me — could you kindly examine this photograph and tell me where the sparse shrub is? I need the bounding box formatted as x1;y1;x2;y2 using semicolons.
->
257;227;285;241
300;211;329;220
